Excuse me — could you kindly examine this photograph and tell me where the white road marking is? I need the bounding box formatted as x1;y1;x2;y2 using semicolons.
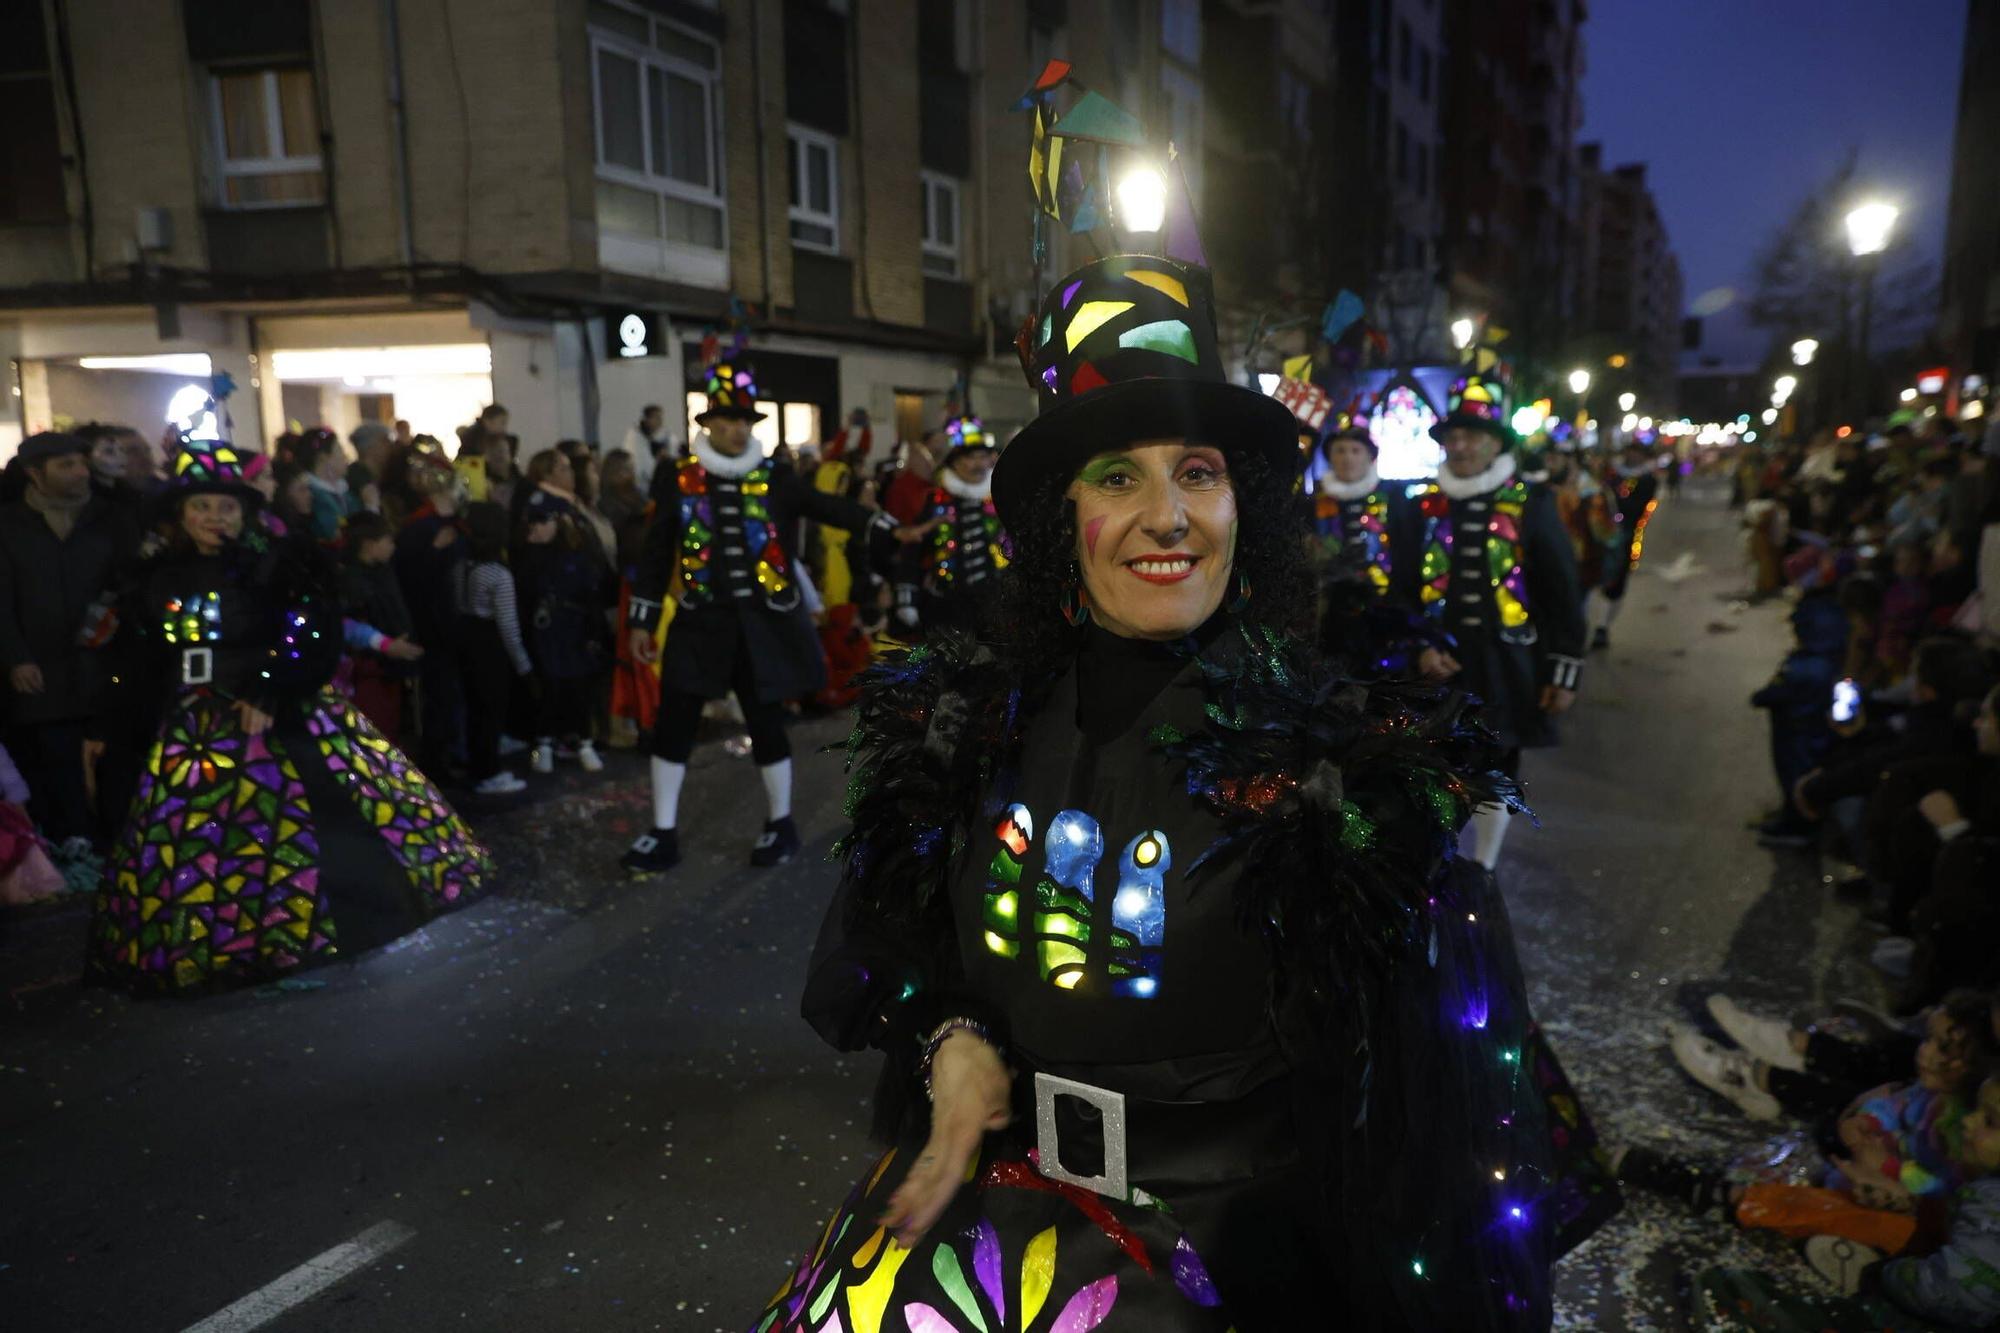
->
181;1220;416;1333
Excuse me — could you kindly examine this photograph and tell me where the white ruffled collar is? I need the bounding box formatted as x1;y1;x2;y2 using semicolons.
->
938;468;992;502
1435;452;1517;499
690;431;764;480
1321;465;1381;502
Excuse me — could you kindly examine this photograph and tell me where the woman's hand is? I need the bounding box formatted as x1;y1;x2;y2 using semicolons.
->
628;627;658;665
880;1032;1011;1248
1416;646;1460;682
233;700;274;736
383;637;425;661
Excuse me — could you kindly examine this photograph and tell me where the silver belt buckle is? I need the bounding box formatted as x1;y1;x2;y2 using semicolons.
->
181;647;214;685
1033;1071;1128;1200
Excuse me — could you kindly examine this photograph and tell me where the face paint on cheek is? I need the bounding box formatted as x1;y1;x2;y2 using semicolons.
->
1084;516;1107;557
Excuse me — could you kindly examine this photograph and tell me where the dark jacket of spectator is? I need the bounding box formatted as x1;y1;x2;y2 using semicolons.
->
0;495;138;726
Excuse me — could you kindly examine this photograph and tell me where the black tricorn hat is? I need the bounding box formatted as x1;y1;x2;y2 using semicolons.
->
991;253;1300;530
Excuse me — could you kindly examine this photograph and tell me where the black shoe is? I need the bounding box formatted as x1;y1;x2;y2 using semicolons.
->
1590;626;1611;652
1611;1145;1729;1215
620;828;680;877
750;816;800;868
1755;818;1815;849
1831;873;1873;897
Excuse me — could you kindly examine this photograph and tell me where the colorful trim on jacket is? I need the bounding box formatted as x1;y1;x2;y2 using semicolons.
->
1412;478;1533;639
922;489;1011;589
1314;491;1395;595
674;457;793;609
1613;476;1659;569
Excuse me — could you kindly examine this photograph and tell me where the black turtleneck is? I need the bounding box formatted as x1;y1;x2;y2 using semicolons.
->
1072;611;1230;744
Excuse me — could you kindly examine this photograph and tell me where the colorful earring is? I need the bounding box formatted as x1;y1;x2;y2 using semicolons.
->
1060;567;1091;627
1228;569;1253;612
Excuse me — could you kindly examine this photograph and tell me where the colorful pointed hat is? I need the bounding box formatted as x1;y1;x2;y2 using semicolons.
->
694;360;768;423
168;437;261;503
1429;370;1515;447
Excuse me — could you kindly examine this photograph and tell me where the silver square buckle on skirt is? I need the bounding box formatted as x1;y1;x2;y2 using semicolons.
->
181;646;214;686
1032;1071;1128;1200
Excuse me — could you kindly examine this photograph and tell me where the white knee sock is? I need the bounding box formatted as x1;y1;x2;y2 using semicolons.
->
760;758;793;822
650;757;686;831
1586;589;1618;634
1468;802;1512;870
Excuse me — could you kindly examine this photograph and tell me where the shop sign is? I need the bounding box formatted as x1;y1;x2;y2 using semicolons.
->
608;310;665;359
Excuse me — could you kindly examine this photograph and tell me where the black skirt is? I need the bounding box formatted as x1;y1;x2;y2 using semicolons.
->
659;601;826;703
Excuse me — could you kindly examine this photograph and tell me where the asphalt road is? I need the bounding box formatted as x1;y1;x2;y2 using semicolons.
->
0;479;1885;1331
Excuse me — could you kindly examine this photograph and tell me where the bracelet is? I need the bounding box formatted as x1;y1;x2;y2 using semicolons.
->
918;1017;995;1104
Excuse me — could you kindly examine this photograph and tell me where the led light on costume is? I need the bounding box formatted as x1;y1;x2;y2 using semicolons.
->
1035;809;1101;989
923;490;1012;589
982;803;1033;959
161;592;223;645
1614;475;1659;568
1107;829;1169;997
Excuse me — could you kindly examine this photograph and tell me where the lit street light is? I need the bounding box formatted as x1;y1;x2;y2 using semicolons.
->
1791;338;1819;367
1450;317;1476;351
1900;387;1918;403
1114;165;1168;233
1844;200;1898;416
1567;368;1591;395
1617;391;1637;413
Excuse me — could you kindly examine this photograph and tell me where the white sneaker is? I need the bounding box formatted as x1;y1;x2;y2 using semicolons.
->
497;734;529;756
474;772;527;796
575;741;604;773
530;742;555;775
1707;995;1806;1072
1804;1235;1881;1295
1670;1027;1782;1120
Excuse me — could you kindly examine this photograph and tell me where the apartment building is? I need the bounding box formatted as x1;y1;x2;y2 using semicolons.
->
6;0;1202;461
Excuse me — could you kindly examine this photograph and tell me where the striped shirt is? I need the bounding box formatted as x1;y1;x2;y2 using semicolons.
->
457;560;532;675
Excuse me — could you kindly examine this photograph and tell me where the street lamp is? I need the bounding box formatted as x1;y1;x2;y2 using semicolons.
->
1900;387;1918;403
1773;374;1798;408
1791;338;1819;367
1844;200;1898;415
1617;391;1637;413
1567;368;1591;395
1450;317;1476;351
1114;165;1168;233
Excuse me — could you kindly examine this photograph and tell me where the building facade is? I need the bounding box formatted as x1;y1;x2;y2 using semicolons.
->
1939;0;2000;418
6;0;1190;464
1577;145;1683;412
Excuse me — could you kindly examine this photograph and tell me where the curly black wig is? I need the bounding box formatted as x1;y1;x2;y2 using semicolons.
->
982;440;1313;668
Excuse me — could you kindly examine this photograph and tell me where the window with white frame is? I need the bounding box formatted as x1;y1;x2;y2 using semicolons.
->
919;172;960;278
210;67;325;208
589;1;727;250
787;124;840;252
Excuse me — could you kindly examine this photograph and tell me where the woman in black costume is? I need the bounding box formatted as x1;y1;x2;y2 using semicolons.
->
749;236;1609;1330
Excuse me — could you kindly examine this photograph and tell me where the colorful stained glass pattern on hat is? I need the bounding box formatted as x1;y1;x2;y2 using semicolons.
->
702;361;764;417
173;438;254;489
90;688;492;995
944;416;992;454
750;1142;1231;1333
1025;256;1222;410
1444;373;1508;428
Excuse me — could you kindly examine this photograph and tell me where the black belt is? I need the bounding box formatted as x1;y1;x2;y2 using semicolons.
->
1009;1070;1296;1202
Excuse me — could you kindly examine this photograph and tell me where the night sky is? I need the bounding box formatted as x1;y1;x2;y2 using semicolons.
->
1580;0;1967;367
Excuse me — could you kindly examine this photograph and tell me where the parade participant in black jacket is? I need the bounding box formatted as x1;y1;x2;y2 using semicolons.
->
620;360;925;876
1405;372;1587;870
1586;441;1660;651
896;413;1010;632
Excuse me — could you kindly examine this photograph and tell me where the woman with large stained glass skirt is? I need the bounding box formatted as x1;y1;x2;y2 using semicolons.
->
86;438;492;995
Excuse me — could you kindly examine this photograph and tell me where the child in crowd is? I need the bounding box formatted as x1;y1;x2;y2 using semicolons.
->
339;512;420;741
514;489;606;775
1622;992;1997;1256
455;503;534;796
299;428;358;541
1753;591;1851;846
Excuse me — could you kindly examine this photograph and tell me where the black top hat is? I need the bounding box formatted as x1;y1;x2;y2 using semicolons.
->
694;360;768;424
167;437;262;505
991;254;1299;529
1429;371;1516;448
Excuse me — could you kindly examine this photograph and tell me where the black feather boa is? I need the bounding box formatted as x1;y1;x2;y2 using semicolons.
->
808;619;1559;1327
